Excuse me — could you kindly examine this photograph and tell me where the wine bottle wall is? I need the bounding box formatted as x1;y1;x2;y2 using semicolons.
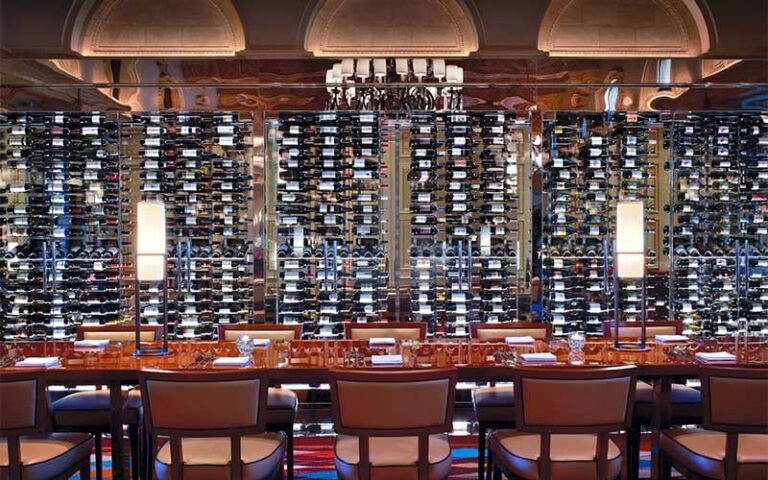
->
667;112;768;336
408;111;522;336
542;113;663;337
125;112;254;340
0;112;123;341
276;112;388;338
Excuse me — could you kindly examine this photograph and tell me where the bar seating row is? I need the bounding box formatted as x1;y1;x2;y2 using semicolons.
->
3;365;766;480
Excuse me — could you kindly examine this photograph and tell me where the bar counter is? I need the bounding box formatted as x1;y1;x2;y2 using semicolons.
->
2;338;767;480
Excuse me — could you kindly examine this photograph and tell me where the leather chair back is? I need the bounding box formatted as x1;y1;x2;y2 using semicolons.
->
329;368;457;480
470;321;551;341
602;321;680;339
513;366;636;479
701;366;768;432
344;322;427;341
140;370;269;432
0;372;46;433
218;324;302;342
77;324;162;342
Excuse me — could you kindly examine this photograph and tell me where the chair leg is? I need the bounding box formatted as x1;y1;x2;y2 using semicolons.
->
659;450;672;480
627;425;640;480
129;424;140;480
486;442;494;480
80;462;90;479
94;433;103;480
144;429;154;480
477;424;486;480
286;425;294;480
492;462;502;480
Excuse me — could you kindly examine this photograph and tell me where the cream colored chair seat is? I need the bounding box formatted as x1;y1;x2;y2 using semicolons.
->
488;431;622;480
334;434;451;480
153;433;286;480
0;433;94;480
660;429;768;480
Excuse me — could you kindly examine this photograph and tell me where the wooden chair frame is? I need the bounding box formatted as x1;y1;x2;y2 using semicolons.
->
469;321;552;341
1;371;90;480
76;324;163;341
659;366;768;480
601;321;681;338
343;321;427;341
328;368;458;480
217;323;303;341
490;366;637;480
138;369;276;480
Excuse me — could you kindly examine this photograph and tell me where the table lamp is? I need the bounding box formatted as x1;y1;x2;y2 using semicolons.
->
613;200;649;350
134;200;170;356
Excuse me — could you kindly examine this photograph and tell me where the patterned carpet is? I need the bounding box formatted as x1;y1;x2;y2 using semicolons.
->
72;434;666;479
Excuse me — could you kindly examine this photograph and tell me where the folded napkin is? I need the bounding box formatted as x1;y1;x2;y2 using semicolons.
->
74;339;110;349
369;337;397;347
212;357;251;367
520;352;557;363
695;352;736;363
15;357;60;368
654;335;689;343
371;354;403;365
251;338;271;347
505;336;536;345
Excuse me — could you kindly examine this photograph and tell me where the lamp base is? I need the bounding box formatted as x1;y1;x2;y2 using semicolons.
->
609;344;652;352
133;346;171;357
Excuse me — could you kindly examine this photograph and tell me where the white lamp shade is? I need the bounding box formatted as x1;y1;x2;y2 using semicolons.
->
372;59;387;79
136;201;166;281
395;58;409;76
340;58;355;78
446;65;460;83
617;253;645;279
432;59;446;79
332;63;343;82
412;59;428;79
616;200;644;253
355;58;371;79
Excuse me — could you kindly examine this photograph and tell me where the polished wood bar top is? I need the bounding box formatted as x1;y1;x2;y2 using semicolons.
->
2;338;767;381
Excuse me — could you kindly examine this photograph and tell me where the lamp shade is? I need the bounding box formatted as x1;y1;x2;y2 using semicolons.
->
432;59;446;80
616;200;645;279
136;200;166;281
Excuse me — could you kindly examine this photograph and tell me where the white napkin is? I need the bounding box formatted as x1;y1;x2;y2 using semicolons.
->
212;357;251;367
695;352;736;363
15;357;60;368
369;337;397;347
371;354;403;365
251;338;271;347
520;352;557;363
505;336;536;345
74;339;110;349
654;335;689;343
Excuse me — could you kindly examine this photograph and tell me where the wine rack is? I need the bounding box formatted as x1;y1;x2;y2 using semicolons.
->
406;111;523;337
124;112;254;340
667;112;768;335
0;112;123;341
275;111;388;338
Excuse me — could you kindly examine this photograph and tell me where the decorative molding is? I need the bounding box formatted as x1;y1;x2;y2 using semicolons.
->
75;0;245;57
305;0;478;57
538;0;710;58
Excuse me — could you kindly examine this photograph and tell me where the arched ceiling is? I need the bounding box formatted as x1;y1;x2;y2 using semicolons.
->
72;0;245;57
305;0;479;57
538;0;711;57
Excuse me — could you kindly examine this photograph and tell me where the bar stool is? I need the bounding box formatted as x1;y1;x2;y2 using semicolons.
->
51;325;161;480
139;369;286;480
1;371;94;480
488;365;637;480
329;367;458;480
604;321;702;479
343;321;428;341
218;323;301;480
469;321;551;480
660;366;768;480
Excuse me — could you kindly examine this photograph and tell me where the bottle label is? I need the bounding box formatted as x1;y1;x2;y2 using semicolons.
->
83;126;99;136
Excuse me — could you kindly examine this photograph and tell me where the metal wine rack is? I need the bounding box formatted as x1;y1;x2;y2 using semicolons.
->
0;112;123;341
